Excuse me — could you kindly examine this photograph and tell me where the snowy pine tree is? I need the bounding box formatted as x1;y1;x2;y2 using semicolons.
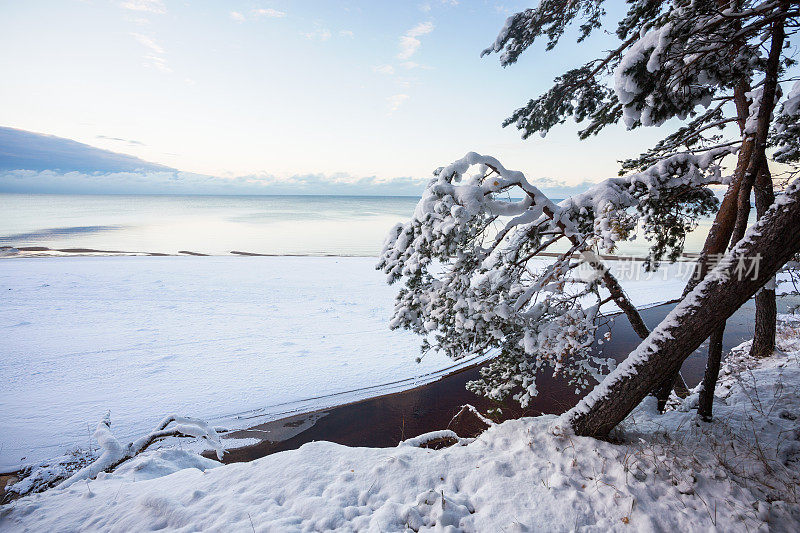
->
378;149;719;406
381;0;800;426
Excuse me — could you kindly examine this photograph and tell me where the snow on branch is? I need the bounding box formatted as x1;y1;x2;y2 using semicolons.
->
398;430;472;448
58;412;225;489
771;81;800;164
481;1;798;146
451;404;496;427
378;152;719;407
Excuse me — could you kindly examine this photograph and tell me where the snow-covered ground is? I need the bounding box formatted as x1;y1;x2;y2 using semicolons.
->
2;319;799;532
1;256;697;471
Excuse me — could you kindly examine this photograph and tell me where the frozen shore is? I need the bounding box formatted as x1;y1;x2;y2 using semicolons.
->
0;256;719;471
3;320;799;531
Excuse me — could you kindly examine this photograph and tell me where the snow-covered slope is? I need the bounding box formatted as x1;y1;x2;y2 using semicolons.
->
3;324;799;532
0;256;693;471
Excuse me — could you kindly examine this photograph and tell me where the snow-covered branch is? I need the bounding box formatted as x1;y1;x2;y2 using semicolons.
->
58;412;225;489
378;151;718;406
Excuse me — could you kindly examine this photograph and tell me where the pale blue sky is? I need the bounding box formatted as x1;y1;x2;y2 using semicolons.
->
1;0;674;192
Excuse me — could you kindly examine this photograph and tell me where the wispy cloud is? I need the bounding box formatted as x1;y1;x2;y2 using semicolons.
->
302;28;332;41
252;8;286;18
372;22;435;111
130;33;170;72
125;16;151;25
339;30;354;38
420;1;457;13
120;0;165;14
397;21;434;60
143;55;171;72
122;1;169;73
96;135;145;147
131;33;164;54
493;5;515;14
232;8;287;22
372;64;395;75
387;94;410;112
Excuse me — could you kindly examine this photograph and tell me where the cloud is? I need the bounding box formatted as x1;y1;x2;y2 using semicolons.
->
493;5;516;14
397;22;434;60
231;8;287;22
130;32;164;54
126;16;151;25
252;8;286;18
120;0;165;14
387;94;410;112
0;169;432;197
96;135;145;147
527;177;597;199
0;128;598;198
143;55;171;72
0;167;599;198
372;64;395;75
339;30;354;38
130;33;170;72
302;28;332;41
407;22;435;38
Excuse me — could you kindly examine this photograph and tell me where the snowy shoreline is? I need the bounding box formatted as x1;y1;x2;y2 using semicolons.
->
0;255;747;472
3;322;799;531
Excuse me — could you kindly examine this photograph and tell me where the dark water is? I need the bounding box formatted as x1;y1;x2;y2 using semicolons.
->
218;299;770;463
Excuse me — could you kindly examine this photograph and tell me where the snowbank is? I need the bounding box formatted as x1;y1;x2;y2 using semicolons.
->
3;321;799;531
0;256;693;471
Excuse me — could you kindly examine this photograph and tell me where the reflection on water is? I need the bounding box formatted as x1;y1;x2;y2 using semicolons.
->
0;225;126;243
1;193;754;256
1;194;418;256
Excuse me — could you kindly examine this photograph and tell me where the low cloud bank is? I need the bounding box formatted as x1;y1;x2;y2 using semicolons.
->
0;169;594;198
0;169;429;196
0;127;596;197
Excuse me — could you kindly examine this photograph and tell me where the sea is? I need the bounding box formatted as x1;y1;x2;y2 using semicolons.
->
0;193;733;257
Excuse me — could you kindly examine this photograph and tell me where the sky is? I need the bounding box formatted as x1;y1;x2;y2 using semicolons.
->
0;0;678;195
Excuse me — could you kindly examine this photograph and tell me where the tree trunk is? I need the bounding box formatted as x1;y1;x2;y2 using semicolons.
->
752;288;777;358
563;180;800;438
656;12;786;409
697;327;724;421
652;85;752;408
691;157;759;418
751;164;777;358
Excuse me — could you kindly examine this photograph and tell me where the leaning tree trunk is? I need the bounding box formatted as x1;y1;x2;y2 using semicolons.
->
653;0;757;406
694;14;786;417
751;163;777;359
694;156;761;419
563;179;800;437
652;83;753;409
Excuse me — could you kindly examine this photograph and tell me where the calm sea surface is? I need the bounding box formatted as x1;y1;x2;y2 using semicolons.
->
0;193;734;257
